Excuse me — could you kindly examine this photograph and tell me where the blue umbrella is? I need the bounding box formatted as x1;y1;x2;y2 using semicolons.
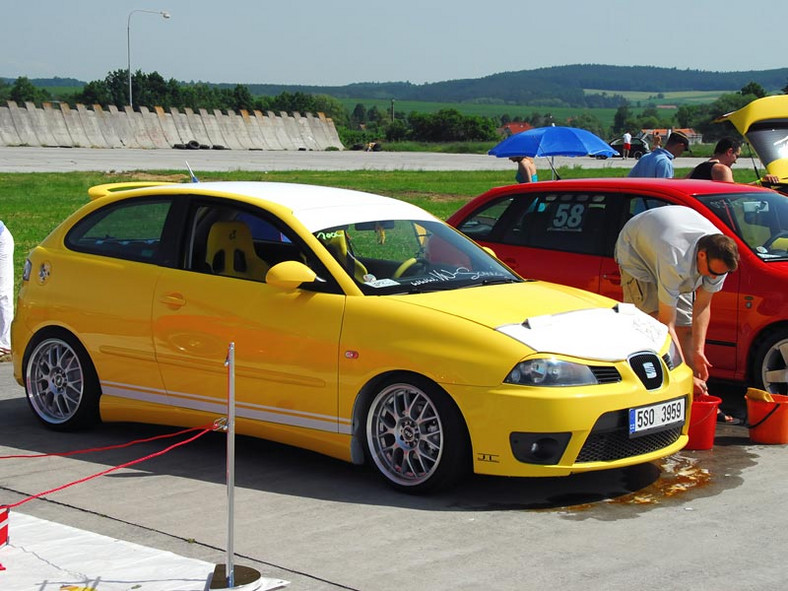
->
489;126;617;158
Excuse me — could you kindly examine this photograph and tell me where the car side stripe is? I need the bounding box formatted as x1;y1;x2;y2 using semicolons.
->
101;381;352;435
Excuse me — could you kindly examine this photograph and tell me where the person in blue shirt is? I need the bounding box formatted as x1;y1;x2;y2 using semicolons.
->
628;131;690;178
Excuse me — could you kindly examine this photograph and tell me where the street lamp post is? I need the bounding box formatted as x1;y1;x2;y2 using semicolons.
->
127;9;170;109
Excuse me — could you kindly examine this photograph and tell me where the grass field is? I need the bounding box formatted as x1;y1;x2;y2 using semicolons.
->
583;89;725;106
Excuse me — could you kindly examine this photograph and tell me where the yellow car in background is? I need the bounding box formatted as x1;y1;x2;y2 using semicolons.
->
718;94;788;191
12;181;692;493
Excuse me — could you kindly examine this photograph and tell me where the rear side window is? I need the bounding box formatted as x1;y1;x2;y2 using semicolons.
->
501;193;611;256
456;196;515;240
66;199;172;263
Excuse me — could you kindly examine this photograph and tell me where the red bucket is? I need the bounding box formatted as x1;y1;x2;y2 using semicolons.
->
0;505;8;548
747;393;788;444
685;394;721;450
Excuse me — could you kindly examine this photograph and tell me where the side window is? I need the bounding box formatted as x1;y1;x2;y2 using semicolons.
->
185;203;338;291
66;198;171;263
503;193;610;256
456;197;516;241
628;196;670;218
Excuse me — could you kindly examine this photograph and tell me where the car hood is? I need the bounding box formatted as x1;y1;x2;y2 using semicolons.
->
398;282;668;362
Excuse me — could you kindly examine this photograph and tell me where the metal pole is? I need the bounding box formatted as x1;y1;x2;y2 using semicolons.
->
225;342;236;588
127;13;133;108
126;10;171;109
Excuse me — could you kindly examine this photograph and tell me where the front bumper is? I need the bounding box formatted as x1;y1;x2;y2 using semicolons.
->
445;364;692;478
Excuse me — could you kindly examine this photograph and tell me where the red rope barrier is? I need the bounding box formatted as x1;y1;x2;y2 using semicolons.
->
0;423;217;460
4;422;222;510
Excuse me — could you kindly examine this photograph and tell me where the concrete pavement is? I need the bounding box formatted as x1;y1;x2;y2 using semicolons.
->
0;145;713;173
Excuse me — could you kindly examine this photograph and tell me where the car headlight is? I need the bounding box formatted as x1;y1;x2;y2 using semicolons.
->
505;358;598;387
664;338;684;370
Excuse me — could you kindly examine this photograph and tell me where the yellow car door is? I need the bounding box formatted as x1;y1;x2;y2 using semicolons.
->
151;267;346;440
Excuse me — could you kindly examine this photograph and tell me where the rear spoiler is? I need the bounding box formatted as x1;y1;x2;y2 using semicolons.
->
88;182;177;200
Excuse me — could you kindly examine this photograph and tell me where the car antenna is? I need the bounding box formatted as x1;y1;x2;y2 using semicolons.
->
185;161;199;183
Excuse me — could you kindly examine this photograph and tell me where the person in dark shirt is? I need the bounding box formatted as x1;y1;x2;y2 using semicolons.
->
688;137;742;182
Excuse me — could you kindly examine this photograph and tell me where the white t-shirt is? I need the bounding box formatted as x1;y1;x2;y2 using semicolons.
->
614;206;726;307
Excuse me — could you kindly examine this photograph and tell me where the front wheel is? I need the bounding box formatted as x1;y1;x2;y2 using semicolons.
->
24;332;101;430
752;330;788;395
364;376;469;493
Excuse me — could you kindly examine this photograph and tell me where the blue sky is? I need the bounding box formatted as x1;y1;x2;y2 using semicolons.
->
2;0;786;86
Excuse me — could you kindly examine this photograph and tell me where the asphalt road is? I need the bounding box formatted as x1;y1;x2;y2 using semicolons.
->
0;146;712;173
1;146;785;590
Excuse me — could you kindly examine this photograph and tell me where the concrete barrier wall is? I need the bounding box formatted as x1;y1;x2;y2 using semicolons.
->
0;101;344;151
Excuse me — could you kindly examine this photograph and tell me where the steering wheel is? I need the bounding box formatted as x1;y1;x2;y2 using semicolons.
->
763;231;788;249
393;257;428;278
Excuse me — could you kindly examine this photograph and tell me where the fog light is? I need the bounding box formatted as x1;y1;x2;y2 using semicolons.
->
510;432;571;465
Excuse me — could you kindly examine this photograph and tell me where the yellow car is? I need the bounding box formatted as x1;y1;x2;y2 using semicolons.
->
717;94;788;189
12;181;692;493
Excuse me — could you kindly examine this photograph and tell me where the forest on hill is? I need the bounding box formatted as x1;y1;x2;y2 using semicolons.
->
237;64;788;108
6;64;788;109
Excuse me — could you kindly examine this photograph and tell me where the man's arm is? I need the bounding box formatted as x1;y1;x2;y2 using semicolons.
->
691;288;715;380
658;298;707;395
711;163;734;182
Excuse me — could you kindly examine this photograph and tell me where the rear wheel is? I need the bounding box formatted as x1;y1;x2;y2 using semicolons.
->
24;332;101;430
752;329;788;395
364;376;470;493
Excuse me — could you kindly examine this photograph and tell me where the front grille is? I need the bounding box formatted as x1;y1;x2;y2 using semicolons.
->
590;366;622;384
629;352;664;390
576;408;682;463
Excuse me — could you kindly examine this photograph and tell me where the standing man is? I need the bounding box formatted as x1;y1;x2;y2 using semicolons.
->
628;130;690;178
622;130;632;160
614;206;739;396
688;137;742;182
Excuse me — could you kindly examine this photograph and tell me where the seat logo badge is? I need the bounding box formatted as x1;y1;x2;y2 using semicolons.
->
643;361;657;379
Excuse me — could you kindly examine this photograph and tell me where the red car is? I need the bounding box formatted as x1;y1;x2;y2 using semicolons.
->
448;178;788;393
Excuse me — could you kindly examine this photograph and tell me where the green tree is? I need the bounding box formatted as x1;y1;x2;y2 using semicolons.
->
612;104;631;133
740;81;766;98
9;76;50;104
567;113;605;138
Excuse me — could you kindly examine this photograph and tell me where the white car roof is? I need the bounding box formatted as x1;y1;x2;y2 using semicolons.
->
173;181;437;232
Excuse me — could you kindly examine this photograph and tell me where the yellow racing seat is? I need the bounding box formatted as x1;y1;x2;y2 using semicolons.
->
324;230;368;282
205;221;270;280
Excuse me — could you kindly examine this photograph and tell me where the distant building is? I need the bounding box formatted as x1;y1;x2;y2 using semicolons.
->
642;128;701;146
498;122;534;137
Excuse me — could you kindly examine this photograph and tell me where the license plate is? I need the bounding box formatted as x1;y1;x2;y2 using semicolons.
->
629;397;685;438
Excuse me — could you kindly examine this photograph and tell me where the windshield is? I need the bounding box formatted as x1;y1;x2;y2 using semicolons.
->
697;191;788;261
746;121;788;169
314;219;521;294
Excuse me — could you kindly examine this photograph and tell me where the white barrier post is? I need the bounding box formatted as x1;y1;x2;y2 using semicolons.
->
212;344;288;590
226;342;236;588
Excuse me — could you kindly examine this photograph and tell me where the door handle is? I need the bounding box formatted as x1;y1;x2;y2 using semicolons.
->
160;293;186;308
603;272;621;286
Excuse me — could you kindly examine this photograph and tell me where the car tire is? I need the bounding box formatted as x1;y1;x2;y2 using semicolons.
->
23;331;101;430
363;375;470;493
752;329;788;395
633;150;644;160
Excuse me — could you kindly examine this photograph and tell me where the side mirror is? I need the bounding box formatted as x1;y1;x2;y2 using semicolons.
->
266;261;317;290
